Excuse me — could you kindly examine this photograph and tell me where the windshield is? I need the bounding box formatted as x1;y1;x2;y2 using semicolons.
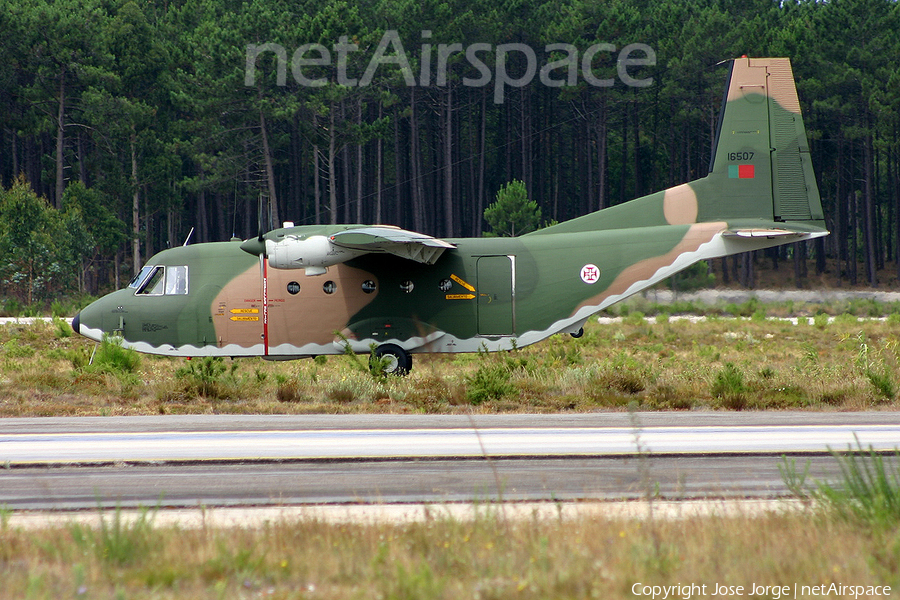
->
128;265;155;289
133;265;189;296
136;266;166;295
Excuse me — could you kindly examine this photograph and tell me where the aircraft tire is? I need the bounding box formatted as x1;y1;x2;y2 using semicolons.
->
570;327;584;338
372;343;413;376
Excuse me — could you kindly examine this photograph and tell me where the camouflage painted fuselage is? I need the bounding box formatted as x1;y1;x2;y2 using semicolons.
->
74;57;828;361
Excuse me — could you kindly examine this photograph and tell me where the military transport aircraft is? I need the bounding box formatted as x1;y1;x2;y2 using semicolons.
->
74;57;826;374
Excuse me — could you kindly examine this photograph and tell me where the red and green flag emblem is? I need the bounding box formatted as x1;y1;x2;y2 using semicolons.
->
728;164;755;179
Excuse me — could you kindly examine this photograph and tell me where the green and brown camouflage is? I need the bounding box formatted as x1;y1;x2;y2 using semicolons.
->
74;57;827;373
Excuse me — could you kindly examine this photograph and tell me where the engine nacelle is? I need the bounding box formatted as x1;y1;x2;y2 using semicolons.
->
267;235;365;275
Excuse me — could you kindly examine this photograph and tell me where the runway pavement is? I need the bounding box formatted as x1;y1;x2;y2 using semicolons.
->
1;412;898;510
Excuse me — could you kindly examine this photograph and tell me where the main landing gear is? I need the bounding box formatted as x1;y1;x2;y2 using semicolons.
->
370;343;413;376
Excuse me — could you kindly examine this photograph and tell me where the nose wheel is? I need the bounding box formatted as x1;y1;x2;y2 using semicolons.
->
371;343;412;376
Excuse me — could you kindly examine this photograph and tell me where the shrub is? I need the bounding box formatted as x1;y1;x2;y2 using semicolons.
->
711;362;747;410
174;356;241;399
865;369;895;401
465;363;516;405
88;335;140;375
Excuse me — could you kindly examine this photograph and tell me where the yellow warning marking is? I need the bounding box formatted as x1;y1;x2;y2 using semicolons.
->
446;294;476;300
450;274;475;292
230;316;260;322
230;308;259;314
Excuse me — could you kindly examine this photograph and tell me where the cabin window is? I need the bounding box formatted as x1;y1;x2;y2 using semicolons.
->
135;266;189;296
400;281;414;293
323;281;336;294
362;280;376;294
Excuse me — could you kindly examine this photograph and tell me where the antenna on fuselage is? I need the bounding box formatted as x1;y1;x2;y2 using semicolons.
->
182;227;195;246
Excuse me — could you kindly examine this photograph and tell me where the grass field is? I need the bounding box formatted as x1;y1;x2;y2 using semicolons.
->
2;492;898;599
2;297;900;416
3;299;900;598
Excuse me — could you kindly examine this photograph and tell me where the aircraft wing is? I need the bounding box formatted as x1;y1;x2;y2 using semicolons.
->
329;226;456;264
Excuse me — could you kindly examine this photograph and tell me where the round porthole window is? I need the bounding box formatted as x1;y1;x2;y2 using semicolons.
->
323;281;336;294
400;280;414;293
287;281;300;295
362;280;376;294
439;279;452;292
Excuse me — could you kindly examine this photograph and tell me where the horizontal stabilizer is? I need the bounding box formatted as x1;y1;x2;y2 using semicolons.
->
723;223;829;241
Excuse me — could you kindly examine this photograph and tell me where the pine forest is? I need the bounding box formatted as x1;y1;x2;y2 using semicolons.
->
1;0;899;304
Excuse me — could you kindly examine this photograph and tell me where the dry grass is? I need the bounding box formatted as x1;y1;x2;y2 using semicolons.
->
0;504;897;599
2;310;900;416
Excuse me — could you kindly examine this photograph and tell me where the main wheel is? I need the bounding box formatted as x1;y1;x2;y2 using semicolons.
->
570;327;584;338
371;343;413;376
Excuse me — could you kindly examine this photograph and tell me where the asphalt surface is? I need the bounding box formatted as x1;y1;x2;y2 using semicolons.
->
1;412;898;510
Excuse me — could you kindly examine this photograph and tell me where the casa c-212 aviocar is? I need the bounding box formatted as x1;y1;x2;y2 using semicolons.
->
74;57;827;375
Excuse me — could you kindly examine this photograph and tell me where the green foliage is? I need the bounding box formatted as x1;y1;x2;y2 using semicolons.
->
814;441;900;529
0;179;85;303
173;356;244;399
865;369;895;401
3;338;35;359
87;335;141;375
465;354;518;405
69;505;159;567
483;180;542;237
710;362;747;410
667;261;715;292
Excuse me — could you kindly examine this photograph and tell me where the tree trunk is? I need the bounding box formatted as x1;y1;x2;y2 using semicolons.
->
409;87;424;232
850;191;858;286
55;70;66;208
596;94;608;211
259;109;279;227
130;129;141;275
356;100;364;223
476;92;486;236
328;105;337;224
376;103;383;225
864;132;877;286
313;112;321;225
443;86;453;236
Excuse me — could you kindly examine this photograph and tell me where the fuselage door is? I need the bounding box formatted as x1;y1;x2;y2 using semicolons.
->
476;255;515;336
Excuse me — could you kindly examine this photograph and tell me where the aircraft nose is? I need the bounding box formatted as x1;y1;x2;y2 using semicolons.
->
72;299;105;342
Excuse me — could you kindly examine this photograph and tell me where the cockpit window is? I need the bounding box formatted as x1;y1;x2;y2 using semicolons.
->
136;266;166;295
165;265;188;295
128;265;155;290
135;266;189;296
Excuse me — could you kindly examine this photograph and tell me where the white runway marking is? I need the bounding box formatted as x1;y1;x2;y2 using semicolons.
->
2;424;897;464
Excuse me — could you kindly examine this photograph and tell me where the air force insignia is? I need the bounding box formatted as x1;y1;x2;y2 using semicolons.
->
580;264;600;284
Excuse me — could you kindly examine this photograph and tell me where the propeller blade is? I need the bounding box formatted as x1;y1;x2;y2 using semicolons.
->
257;191;265;242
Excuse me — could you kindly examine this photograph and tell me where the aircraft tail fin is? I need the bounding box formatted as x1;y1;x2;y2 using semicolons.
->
528;57;825;237
701;57;824;225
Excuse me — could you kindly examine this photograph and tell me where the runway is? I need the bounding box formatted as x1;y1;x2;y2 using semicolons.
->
1;413;898;509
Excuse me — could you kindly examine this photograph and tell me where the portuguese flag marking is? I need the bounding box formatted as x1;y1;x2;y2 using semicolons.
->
728;164;755;179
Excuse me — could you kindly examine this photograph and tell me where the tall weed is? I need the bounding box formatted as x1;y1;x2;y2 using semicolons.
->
814;440;900;529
